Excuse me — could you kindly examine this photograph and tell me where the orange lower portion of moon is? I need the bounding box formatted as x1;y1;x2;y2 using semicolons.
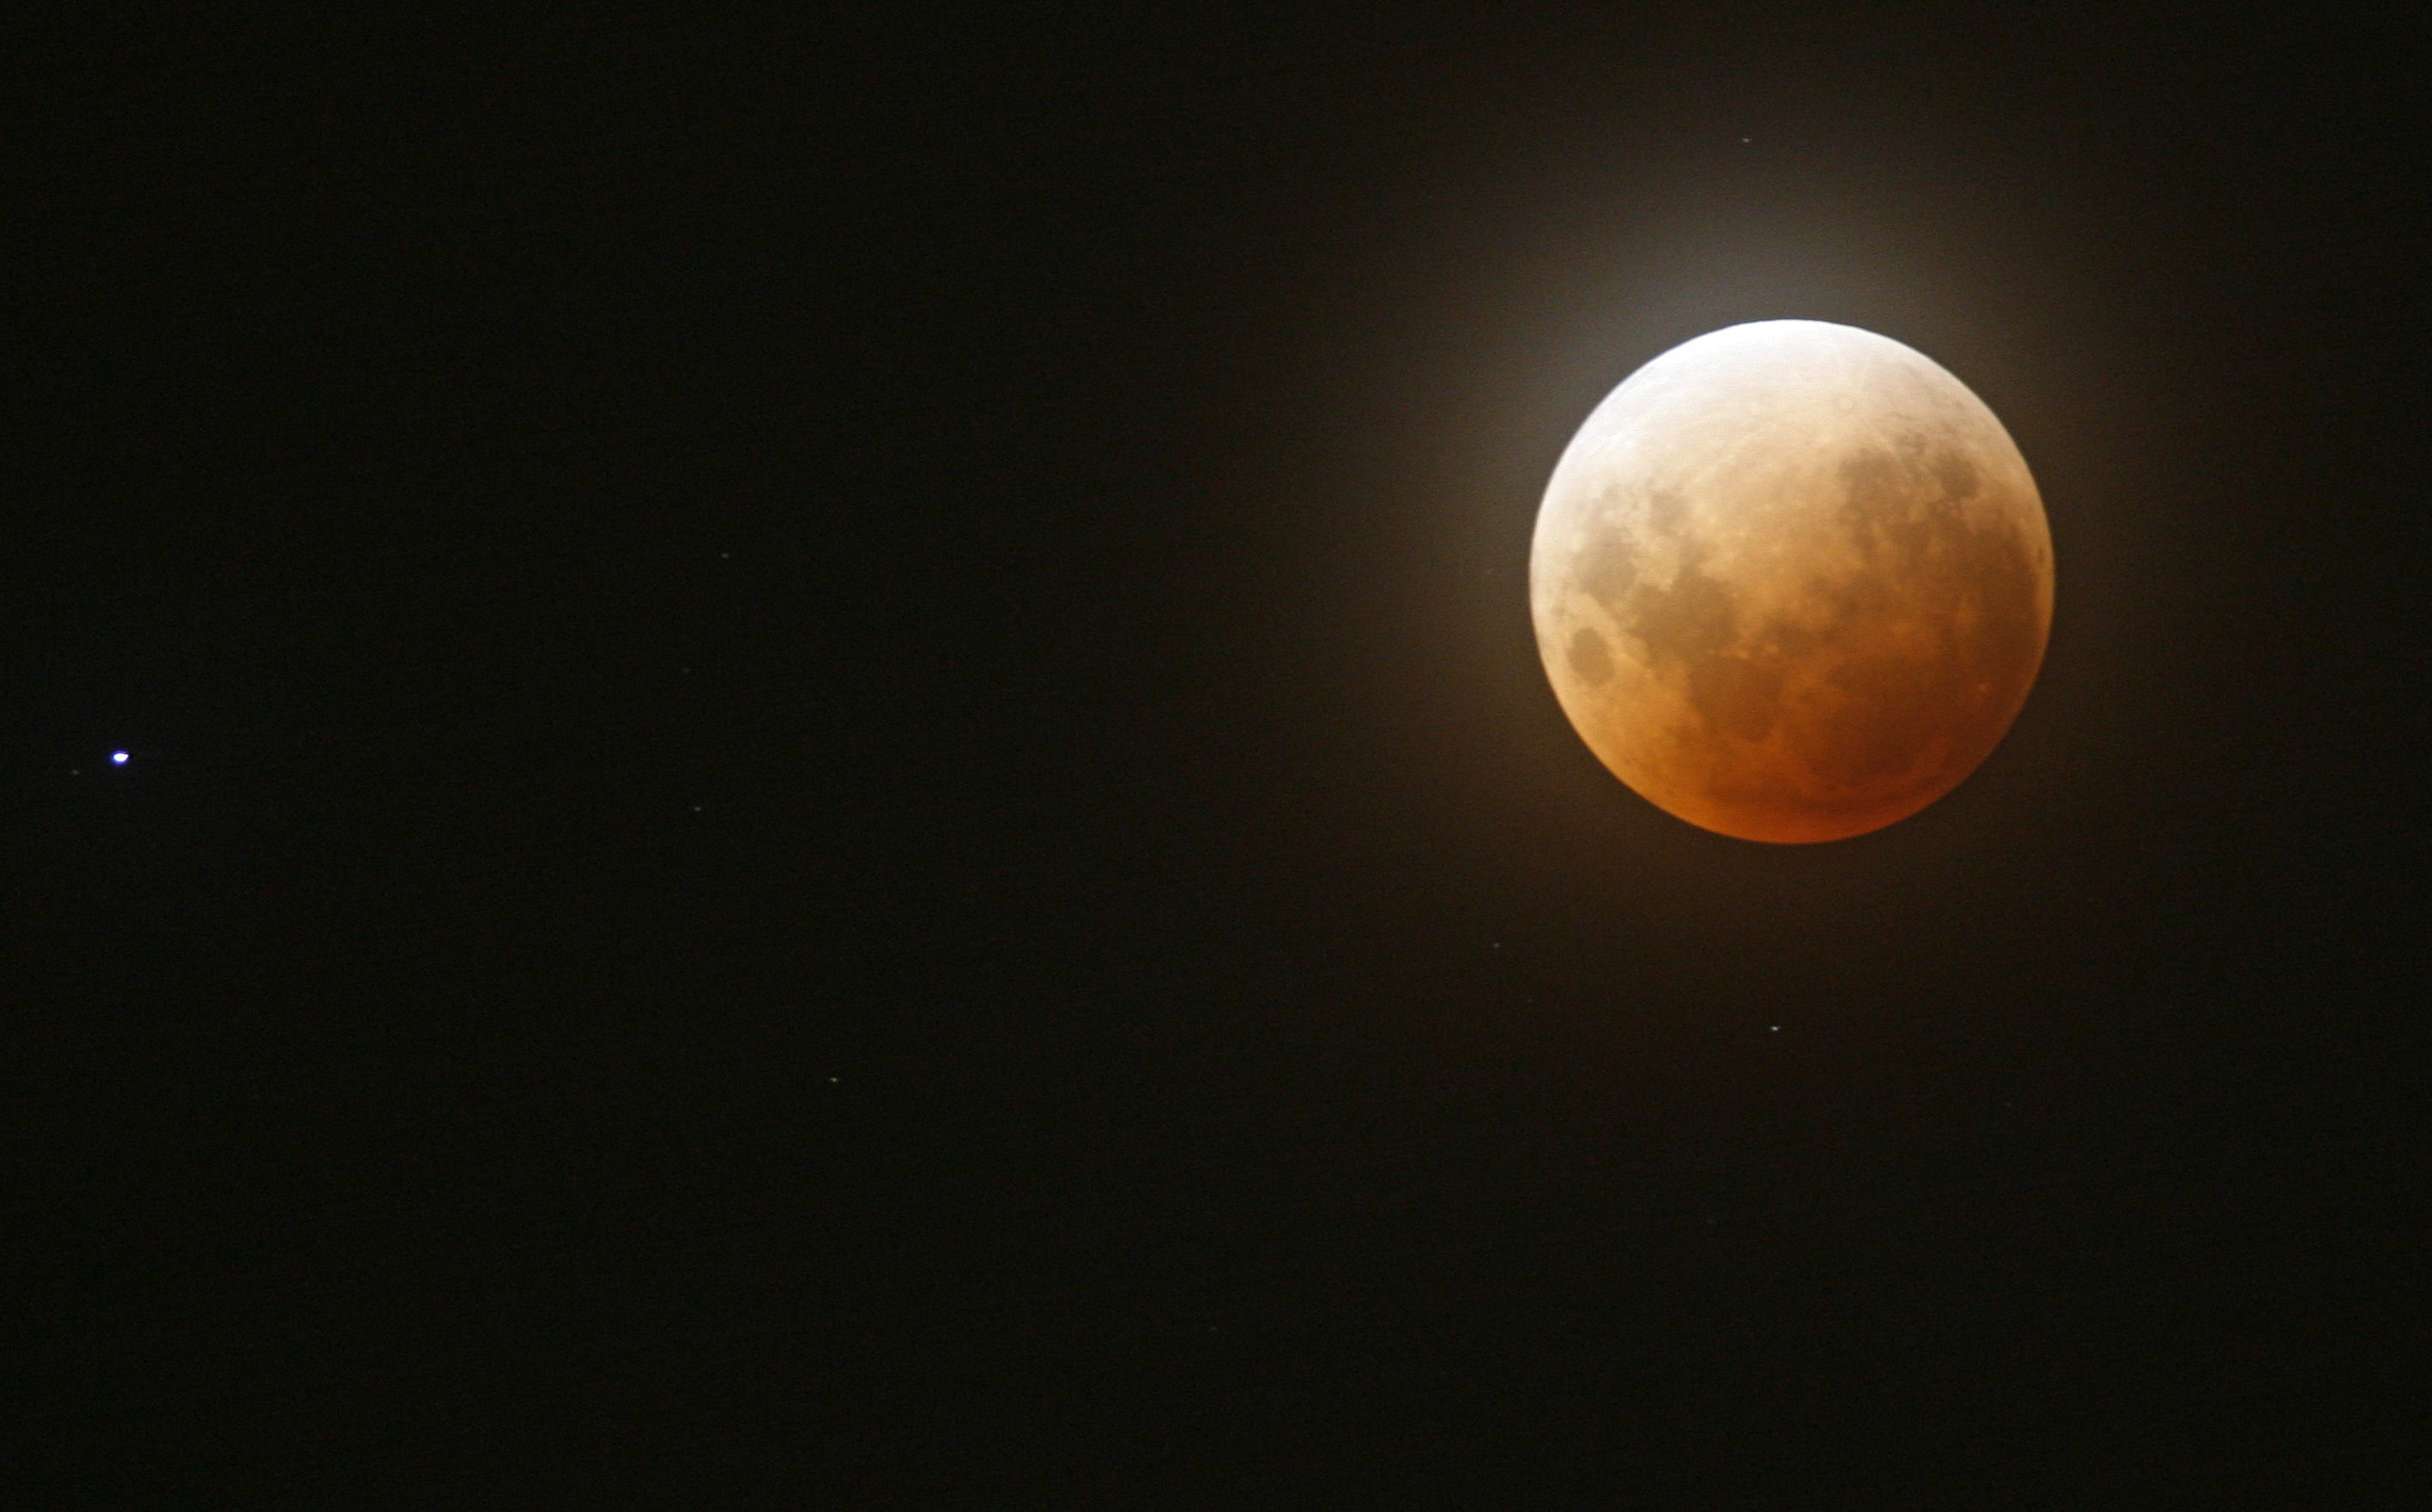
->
1530;321;2054;843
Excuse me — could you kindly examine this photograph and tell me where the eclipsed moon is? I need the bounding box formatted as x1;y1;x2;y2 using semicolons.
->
1529;320;2053;844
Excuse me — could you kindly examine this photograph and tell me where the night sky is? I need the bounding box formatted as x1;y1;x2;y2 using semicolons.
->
14;9;2429;1503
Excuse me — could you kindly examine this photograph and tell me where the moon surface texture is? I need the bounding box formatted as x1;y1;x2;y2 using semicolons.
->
1530;320;2053;844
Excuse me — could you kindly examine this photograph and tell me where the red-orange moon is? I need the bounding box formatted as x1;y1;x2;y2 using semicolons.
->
1529;320;2054;843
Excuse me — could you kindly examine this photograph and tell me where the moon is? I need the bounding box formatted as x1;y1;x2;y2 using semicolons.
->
1529;320;2054;844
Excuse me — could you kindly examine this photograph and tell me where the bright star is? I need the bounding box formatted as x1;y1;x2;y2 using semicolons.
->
111;752;130;765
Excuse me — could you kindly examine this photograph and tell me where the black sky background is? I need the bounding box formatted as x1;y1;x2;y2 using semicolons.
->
10;8;2429;1504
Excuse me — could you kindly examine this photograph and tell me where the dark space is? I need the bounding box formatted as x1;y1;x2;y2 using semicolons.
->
9;9;2428;1504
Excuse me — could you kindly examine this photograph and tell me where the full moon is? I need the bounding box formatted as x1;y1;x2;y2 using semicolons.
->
1529;320;2053;844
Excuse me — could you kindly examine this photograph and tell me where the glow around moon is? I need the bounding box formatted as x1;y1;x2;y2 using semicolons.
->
1529;320;2053;844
